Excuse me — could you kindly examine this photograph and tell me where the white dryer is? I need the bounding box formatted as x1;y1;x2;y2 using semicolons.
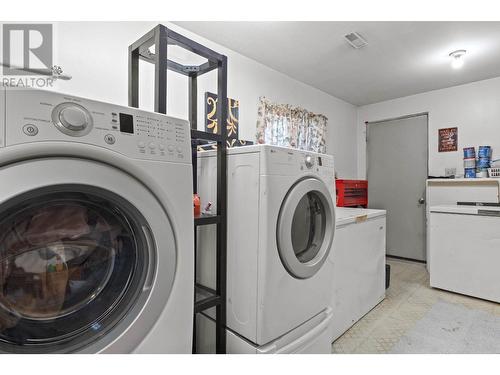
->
0;87;193;353
197;145;335;350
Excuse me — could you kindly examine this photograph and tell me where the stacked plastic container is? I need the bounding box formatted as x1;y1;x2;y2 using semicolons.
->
463;146;492;178
477;146;492;178
463;147;476;178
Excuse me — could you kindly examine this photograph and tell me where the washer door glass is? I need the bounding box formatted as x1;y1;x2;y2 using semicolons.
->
277;178;335;279
291;192;327;263
0;188;152;353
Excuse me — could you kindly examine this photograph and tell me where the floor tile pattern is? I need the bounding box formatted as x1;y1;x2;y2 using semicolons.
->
332;258;500;354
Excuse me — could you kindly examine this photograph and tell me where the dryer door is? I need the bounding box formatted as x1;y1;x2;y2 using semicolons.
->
0;158;176;353
277;178;335;279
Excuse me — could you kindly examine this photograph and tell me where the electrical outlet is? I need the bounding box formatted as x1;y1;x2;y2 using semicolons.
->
445;168;456;177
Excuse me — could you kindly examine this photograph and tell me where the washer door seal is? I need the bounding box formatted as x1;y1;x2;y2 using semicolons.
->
0;157;176;353
277;178;335;279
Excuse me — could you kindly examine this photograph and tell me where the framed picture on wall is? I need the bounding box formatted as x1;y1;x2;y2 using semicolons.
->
205;92;240;140
203;92;254;149
438;127;458;152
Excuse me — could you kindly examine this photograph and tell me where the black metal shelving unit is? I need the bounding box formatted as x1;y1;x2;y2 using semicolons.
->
128;25;228;354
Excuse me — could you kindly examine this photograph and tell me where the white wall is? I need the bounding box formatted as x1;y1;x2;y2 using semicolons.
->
357;76;500;178
47;22;357;178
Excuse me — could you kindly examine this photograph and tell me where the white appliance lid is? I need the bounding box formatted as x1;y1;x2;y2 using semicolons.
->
335;207;386;226
197;144;332;157
430;204;500;215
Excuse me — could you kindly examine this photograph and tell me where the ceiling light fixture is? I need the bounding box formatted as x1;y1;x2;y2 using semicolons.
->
449;50;466;69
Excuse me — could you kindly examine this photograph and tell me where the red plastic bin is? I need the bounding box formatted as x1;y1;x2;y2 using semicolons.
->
336;179;368;208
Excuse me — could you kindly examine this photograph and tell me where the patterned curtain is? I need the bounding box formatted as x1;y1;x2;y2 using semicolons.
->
256;97;327;153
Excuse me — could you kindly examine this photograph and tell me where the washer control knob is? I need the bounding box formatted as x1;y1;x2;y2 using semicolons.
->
159;144;165;151
23;124;38;136
305;155;314;169
167;145;174;152
59;106;88;130
104;134;115;145
148;142;156;149
52;103;93;137
138;141;146;148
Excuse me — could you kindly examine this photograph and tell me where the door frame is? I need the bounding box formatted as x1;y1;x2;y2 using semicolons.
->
365;112;429;263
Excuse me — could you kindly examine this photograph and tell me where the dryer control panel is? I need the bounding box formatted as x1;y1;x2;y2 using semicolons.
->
260;145;335;180
2;87;191;164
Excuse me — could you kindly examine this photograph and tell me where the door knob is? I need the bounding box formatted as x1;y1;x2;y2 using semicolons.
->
418;198;425;204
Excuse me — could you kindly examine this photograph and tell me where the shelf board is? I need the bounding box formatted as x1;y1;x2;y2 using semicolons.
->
195;284;222;313
194;213;220;226
191;129;223;142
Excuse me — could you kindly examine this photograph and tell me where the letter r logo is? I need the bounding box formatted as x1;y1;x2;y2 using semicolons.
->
2;24;53;75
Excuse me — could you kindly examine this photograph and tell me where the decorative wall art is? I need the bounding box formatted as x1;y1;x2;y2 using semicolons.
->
438;127;458;152
200;92;253;151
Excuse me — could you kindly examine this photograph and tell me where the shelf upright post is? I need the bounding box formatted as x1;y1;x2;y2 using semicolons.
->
154;26;168;114
215;54;228;354
128;44;139;109
189;75;198;193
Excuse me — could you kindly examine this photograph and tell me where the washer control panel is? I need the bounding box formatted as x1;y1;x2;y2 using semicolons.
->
263;145;334;181
3;87;191;163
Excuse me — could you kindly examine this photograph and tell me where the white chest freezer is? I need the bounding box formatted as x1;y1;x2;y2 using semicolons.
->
429;204;500;303
426;178;500;270
330;208;387;342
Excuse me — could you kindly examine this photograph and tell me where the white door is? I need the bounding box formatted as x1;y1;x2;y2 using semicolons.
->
367;114;428;261
0;158;176;353
277;178;335;279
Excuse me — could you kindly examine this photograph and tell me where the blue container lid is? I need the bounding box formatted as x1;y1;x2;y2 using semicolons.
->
478;146;492;158
463;148;476;158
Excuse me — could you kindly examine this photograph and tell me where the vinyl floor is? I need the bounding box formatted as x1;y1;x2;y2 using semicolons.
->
332;258;500;354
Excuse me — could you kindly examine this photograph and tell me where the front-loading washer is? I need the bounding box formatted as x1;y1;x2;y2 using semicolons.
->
196;145;336;349
0;87;193;353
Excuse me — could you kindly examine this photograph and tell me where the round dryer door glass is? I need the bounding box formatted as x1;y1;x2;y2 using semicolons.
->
291;192;327;263
277;178;335;279
0;188;152;353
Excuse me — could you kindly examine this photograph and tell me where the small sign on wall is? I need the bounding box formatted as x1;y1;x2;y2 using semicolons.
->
438;127;458;152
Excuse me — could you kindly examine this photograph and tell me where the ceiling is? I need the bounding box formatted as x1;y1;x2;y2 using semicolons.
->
176;21;500;106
